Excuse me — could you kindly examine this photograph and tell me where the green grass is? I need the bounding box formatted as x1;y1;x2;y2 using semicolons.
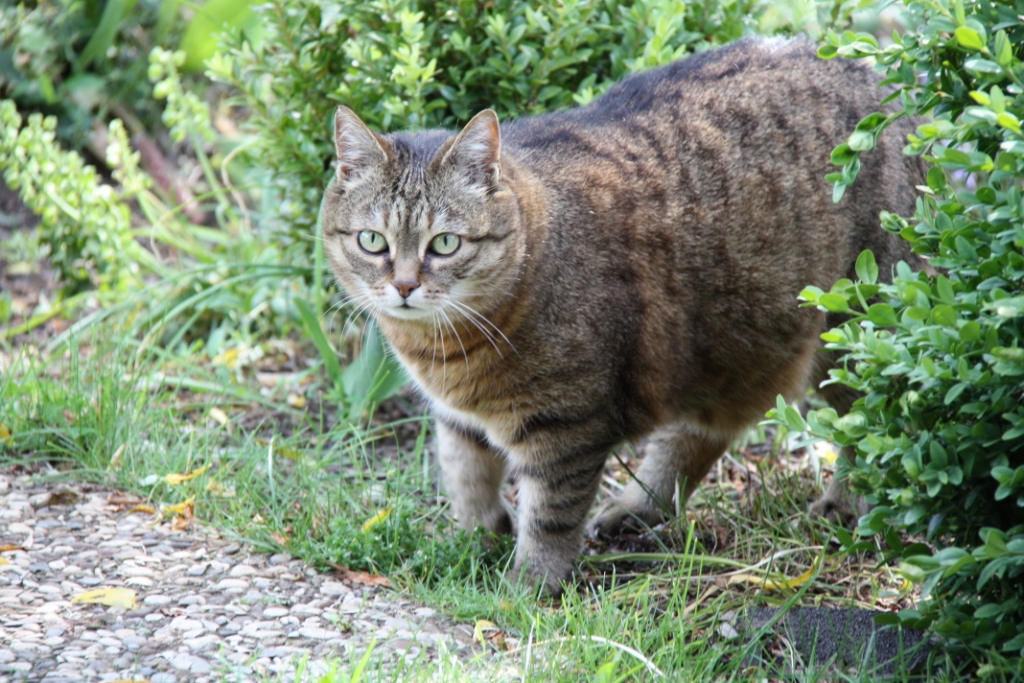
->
4;324;1009;683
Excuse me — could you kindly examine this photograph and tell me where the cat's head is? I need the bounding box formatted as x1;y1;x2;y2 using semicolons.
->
322;107;528;327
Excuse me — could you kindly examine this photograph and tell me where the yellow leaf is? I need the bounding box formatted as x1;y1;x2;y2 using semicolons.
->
165;464;211;485
206;480;235;497
108;443;127;470
0;423;10;441
361;507;392;532
0;557;9;565
214;347;241;369
209;407;230;427
728;564;817;591
287;392;306;408
126;505;157;515
256;438;302;461
71;588;137;609
162;497;195;515
473;619;499;644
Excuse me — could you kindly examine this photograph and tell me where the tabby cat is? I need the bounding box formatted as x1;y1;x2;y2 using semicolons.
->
321;37;925;593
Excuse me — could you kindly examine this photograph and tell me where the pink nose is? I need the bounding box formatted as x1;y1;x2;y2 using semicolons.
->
394;281;419;298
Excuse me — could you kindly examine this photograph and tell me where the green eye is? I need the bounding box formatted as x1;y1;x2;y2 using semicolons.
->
358;231;387;254
430;233;461;256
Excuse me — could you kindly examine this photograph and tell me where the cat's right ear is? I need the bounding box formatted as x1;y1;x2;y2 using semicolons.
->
333;106;390;185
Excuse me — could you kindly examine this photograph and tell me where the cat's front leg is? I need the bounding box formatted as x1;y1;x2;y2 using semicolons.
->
513;450;608;595
435;416;514;536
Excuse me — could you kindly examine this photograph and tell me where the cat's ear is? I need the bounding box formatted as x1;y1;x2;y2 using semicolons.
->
334;106;390;184
439;109;501;191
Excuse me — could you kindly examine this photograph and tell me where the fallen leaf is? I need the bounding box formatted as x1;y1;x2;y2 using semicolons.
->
0;544;23;552
171;514;193;531
71;588;137;609
0;557;9;565
108;444;127;470
162;497;195;516
108;492;143;507
327;563;391;588
0;423;10;441
727;564;816;591
165;463;211;485
270;532;290;546
256;438;302;461
361;507;392;532
287;392;306;408
473;619;501;645
39;490;81;507
126;505;157;515
209;407;230;428
206;480;235;497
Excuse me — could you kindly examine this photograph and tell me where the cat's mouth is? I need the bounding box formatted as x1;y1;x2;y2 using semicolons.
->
382;303;434;322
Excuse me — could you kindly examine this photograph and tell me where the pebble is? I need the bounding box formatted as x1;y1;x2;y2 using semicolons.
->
0;468;480;682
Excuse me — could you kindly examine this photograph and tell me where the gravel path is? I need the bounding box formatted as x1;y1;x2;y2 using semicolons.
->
0;468;479;682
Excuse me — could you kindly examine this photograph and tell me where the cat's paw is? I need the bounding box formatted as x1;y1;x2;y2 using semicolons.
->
588;498;667;539
505;561;572;598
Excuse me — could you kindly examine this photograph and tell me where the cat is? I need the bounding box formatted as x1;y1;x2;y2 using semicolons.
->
321;37;925;594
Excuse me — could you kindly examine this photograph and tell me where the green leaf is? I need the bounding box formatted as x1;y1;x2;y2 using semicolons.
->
867;303;898;327
342;320;408;417
963;58;1003;74
78;0;139;68
855;250;878;284
954;26;986;52
179;0;263;71
295;298;343;387
819;293;852;313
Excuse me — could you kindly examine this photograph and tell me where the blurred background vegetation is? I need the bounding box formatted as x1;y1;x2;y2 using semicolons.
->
2;0;1023;677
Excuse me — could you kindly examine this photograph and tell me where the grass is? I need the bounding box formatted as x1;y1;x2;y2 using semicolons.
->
4;315;1010;683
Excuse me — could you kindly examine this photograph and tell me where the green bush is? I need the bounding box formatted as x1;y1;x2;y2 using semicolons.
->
207;0;783;243
780;0;1024;668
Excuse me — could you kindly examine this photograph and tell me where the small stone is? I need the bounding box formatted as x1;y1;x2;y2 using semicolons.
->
186;564;207;577
150;673;177;683
144;595;173;607
320;582;351;597
167;652;212;674
263;606;289;618
0;649;14;663
220;543;240;555
215;578;249;592
269;553;291;565
298;627;334;640
228;564;256;577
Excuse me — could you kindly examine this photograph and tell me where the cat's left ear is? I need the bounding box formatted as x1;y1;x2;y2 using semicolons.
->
438;110;501;190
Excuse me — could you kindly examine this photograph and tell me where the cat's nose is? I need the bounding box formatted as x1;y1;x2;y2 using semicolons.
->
393;280;419;298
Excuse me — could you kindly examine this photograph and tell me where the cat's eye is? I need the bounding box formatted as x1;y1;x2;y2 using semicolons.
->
429;233;461;256
357;230;388;254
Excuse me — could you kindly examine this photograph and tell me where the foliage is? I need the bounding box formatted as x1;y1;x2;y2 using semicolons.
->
0;101;147;293
207;0;784;242
774;0;1024;667
0;0;175;149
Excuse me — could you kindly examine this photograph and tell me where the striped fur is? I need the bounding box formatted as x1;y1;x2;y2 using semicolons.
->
321;38;925;593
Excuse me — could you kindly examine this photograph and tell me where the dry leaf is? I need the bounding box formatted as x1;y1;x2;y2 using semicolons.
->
361;507;392;532
40;490;81;507
206;480;235;497
270;532;290;546
171;514;193;531
165;464;211;485
287;392;306;408
727;564;816;591
0;557;9;566
162;497;195;516
126;505;157;515
327;563;391;588
108;444;127;470
108;492;143;507
0;544;22;552
209;407;229;427
473;619;507;648
0;423;10;441
71;588;137;609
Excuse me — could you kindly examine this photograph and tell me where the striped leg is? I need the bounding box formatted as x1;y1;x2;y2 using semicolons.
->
513;450;608;594
435;418;514;536
590;423;729;537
